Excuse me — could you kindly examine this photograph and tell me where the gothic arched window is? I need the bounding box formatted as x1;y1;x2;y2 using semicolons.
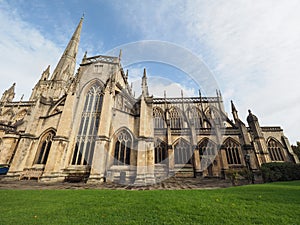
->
198;139;216;157
169;107;183;129
174;139;192;164
72;84;103;165
155;139;167;164
114;130;132;165
153;107;165;128
188;107;202;129
268;139;284;161
35;131;55;164
224;139;241;165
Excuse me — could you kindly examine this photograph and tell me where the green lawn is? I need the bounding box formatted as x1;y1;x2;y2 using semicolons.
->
1;181;300;225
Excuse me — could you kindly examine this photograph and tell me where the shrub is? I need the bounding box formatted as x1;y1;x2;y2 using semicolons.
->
260;162;300;182
238;167;254;184
225;169;240;186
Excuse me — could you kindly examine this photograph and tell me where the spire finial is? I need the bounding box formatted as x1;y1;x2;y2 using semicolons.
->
50;16;83;82
141;68;149;97
81;51;87;64
82;13;85;19
231;100;237;112
231;100;239;121
119;49;122;60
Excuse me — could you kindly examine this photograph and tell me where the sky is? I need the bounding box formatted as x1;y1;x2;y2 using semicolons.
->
0;0;299;144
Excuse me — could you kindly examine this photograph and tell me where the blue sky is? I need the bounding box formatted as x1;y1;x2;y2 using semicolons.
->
0;0;300;144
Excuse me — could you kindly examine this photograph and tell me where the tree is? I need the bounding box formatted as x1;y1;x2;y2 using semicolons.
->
291;141;300;160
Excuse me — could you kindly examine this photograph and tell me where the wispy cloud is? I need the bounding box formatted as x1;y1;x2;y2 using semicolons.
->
112;0;300;143
0;2;62;99
127;66;196;97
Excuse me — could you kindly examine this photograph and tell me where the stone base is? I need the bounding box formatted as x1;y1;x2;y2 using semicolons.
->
134;173;156;186
39;174;65;183
194;171;203;178
1;173;20;181
87;174;106;184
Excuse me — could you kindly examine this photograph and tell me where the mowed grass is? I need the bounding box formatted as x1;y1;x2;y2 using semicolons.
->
0;181;300;225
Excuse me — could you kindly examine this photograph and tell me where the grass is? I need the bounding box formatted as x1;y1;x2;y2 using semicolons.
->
0;181;300;225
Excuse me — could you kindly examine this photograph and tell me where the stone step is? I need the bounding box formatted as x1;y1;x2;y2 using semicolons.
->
174;165;194;178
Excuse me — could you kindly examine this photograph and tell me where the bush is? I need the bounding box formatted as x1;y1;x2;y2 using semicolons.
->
261;162;300;182
238;167;254;184
225;169;240;186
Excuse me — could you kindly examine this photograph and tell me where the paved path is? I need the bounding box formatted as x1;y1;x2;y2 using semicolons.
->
0;176;234;190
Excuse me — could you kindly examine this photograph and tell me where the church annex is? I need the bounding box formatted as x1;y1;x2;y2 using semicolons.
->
0;18;298;185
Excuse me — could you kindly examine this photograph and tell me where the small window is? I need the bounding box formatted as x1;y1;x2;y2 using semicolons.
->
114;131;132;165
94;64;103;73
35;131;55;164
155;139;167;164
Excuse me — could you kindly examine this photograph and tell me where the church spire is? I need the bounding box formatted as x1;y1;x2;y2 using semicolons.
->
231;100;239;121
50;16;83;81
141;68;149;97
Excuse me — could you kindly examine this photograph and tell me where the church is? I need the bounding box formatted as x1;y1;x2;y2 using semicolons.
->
0;17;298;185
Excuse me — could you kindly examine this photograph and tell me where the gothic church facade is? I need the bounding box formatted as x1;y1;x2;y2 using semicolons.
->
0;18;298;184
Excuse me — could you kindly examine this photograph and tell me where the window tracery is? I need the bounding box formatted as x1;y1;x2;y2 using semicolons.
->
174;139;192;164
113;130;132;165
72;84;103;165
224;139;241;165
153;107;165;128
268;139;284;161
35;131;55;165
188;107;202;128
154;139;167;164
169;107;183;129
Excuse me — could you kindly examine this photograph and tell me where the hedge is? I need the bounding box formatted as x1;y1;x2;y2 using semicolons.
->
260;162;300;182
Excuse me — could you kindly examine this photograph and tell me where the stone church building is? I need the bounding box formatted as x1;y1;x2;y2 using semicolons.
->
0;18;298;185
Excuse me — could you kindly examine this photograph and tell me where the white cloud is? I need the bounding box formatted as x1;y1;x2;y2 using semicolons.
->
0;2;62;100
127;66;196;98
113;0;300;143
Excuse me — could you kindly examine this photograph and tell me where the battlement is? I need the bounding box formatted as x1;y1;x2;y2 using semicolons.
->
81;55;119;65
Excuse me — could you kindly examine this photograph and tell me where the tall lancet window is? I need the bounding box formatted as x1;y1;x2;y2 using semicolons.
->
198;139;216;157
169;107;183;129
174;139;192;164
35;131;55;165
113;130;132;165
155;139;167;164
188;107;202;129
224;139;241;165
72;84;103;165
153;107;165;128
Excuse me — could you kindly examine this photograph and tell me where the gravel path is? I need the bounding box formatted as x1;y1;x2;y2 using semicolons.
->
0;176;233;190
